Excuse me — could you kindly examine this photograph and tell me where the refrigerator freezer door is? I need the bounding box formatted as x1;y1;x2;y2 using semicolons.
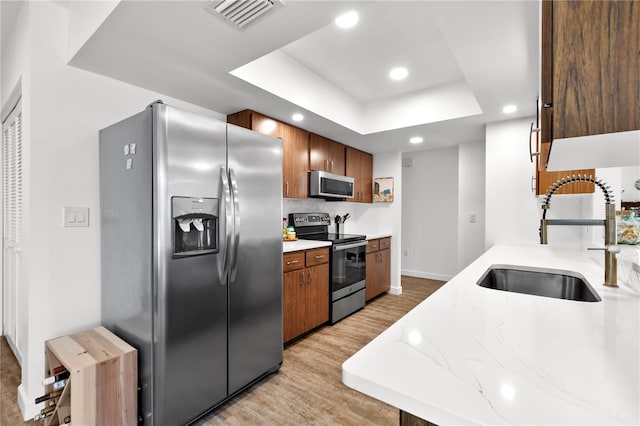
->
99;108;155;424
227;124;284;394
154;104;228;425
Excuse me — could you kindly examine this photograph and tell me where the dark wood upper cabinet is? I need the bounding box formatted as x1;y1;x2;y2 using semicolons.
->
346;146;373;203
534;0;640;195
309;134;346;175
536;143;595;195
541;0;639;143
228;110;309;199
229;109;374;202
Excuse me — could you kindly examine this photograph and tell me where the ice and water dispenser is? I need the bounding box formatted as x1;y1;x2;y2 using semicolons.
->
172;197;218;256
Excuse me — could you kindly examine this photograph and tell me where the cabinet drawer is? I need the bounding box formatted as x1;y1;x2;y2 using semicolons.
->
305;247;329;267
379;237;391;250
283;251;305;272
366;240;380;253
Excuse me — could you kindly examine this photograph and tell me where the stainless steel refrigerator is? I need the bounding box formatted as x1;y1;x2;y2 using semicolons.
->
99;101;283;425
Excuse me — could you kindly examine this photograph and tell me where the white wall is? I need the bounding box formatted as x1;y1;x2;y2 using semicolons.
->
621;166;640;202
401;147;459;280
457;141;486;270
284;151;403;294
485;117;594;250
1;0;31;378
3;2;226;419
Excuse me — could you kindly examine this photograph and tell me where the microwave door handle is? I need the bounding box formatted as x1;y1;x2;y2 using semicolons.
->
229;168;240;282
219;167;232;285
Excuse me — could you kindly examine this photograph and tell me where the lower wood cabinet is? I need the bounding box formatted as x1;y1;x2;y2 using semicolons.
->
365;237;391;301
283;247;329;343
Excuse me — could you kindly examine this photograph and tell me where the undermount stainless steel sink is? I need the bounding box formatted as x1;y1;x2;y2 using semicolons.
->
476;265;601;302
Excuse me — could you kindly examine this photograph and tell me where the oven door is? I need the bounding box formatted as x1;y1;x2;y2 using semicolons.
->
331;240;367;295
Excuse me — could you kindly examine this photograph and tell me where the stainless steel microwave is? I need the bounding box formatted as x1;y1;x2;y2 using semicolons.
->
309;171;355;199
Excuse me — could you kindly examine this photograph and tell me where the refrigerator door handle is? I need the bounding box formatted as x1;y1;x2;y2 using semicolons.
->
229;168;241;282
220;167;232;285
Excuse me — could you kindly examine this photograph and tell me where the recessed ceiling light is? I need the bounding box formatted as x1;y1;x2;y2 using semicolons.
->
409;136;423;144
335;11;359;29
292;113;304;122
502;104;517;114
389;67;408;81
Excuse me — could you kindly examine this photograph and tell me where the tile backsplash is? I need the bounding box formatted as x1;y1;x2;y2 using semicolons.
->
283;198;363;234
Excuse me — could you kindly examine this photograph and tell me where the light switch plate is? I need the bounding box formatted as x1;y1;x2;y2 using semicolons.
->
64;207;89;227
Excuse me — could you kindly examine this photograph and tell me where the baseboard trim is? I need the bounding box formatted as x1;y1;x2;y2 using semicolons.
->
388;285;402;295
401;269;453;282
18;384;37;421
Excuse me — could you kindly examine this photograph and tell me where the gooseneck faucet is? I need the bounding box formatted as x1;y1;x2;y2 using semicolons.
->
539;174;618;287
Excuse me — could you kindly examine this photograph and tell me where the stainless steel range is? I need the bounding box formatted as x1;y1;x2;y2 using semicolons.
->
289;213;367;323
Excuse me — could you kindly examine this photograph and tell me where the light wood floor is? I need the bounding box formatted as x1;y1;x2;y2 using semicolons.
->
0;276;444;425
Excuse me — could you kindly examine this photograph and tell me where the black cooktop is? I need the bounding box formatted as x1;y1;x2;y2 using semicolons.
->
289;212;366;244
299;232;366;245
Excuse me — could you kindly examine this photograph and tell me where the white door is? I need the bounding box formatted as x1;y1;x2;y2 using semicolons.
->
2;98;23;362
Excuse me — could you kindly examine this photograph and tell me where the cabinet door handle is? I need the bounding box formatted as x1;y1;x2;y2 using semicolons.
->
529;121;540;163
331;160;334;172
314;255;324;259
299;272;304;286
307;271;312;284
285;181;289;196
286;259;299;265
325;159;328;171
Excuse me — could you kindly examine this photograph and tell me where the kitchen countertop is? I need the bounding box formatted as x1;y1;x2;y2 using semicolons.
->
342;245;640;425
366;233;392;240
282;239;331;253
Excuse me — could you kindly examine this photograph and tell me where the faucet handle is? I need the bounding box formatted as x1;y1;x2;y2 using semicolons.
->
587;245;621;253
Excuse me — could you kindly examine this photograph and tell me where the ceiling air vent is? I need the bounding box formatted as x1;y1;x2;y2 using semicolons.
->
204;0;285;30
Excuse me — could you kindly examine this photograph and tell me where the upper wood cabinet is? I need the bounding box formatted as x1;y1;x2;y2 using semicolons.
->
228;109;374;202
536;143;594;195
541;0;639;144
346;146;373;203
535;0;627;195
309;134;346;175
228;110;309;199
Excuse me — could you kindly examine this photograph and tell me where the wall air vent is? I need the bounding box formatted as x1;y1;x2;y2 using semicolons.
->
204;0;285;30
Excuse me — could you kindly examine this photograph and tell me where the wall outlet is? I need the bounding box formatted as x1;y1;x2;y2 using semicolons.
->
403;249;409;257
469;213;477;223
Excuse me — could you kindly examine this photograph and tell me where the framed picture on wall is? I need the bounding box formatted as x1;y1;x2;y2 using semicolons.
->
373;177;394;202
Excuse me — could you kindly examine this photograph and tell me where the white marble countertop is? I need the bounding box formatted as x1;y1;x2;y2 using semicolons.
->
282;239;331;253
342;245;640;425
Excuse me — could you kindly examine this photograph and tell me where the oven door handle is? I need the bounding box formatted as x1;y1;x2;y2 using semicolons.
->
333;241;368;251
